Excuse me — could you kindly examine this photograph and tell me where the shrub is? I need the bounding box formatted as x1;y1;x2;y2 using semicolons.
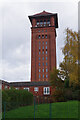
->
53;89;65;102
64;88;73;101
2;89;33;111
72;90;80;100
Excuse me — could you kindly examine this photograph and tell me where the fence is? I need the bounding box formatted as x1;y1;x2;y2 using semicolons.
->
2;96;79;120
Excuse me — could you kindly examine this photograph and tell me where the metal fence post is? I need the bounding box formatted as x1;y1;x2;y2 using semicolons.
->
49;103;52;120
4;102;6;120
34;97;35;120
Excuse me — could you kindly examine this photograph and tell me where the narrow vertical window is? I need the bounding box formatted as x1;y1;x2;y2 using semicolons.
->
39;74;40;78
46;57;47;60
46;74;48;78
44;20;46;26
42;57;44;60
45;35;47;39
42;35;44;39
37;21;39;26
40;20;43;25
43;51;44;54
39;46;41;50
39;41;41;44
43;41;44;44
39;57;40;60
46;41;47;44
46;68;48;72
46;51;47;54
38;35;40;39
39;69;40;72
43;69;44;72
43;74;44;78
47;20;50;24
43;46;44;49
39;51;40;55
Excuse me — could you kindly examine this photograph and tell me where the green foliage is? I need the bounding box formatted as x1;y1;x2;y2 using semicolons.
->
64;88;73;101
60;28;79;88
2;89;33;111
50;68;64;89
64;79;69;88
52;89;65;102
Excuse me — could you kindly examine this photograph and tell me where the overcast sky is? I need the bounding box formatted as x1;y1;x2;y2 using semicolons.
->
0;0;78;82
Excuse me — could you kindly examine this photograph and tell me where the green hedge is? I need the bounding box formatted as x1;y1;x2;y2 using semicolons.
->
52;88;80;102
2;89;33;111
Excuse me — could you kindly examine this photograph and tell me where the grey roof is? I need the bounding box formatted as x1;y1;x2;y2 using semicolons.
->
0;79;9;85
0;79;51;87
10;81;51;87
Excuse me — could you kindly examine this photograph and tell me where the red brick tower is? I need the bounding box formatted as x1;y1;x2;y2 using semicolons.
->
28;11;58;82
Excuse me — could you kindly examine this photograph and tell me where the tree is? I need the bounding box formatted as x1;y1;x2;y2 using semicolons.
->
50;68;64;89
60;28;79;88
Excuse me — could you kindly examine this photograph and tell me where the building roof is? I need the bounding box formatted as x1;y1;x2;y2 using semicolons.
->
10;81;51;87
0;79;9;85
0;79;51;87
32;10;53;16
28;10;58;28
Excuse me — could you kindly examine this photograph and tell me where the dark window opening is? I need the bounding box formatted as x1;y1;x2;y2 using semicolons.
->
38;35;40;39
42;35;44;39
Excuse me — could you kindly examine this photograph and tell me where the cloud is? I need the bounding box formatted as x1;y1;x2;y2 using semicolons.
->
1;60;31;82
0;2;78;81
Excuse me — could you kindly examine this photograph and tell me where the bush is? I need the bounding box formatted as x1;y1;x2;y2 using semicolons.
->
72;90;80;100
2;89;33;111
64;88;73;101
53;89;65;102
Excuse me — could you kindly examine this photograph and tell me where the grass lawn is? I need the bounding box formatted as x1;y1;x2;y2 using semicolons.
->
3;101;79;119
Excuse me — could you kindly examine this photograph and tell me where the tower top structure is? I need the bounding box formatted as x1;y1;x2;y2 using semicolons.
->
28;10;58;28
